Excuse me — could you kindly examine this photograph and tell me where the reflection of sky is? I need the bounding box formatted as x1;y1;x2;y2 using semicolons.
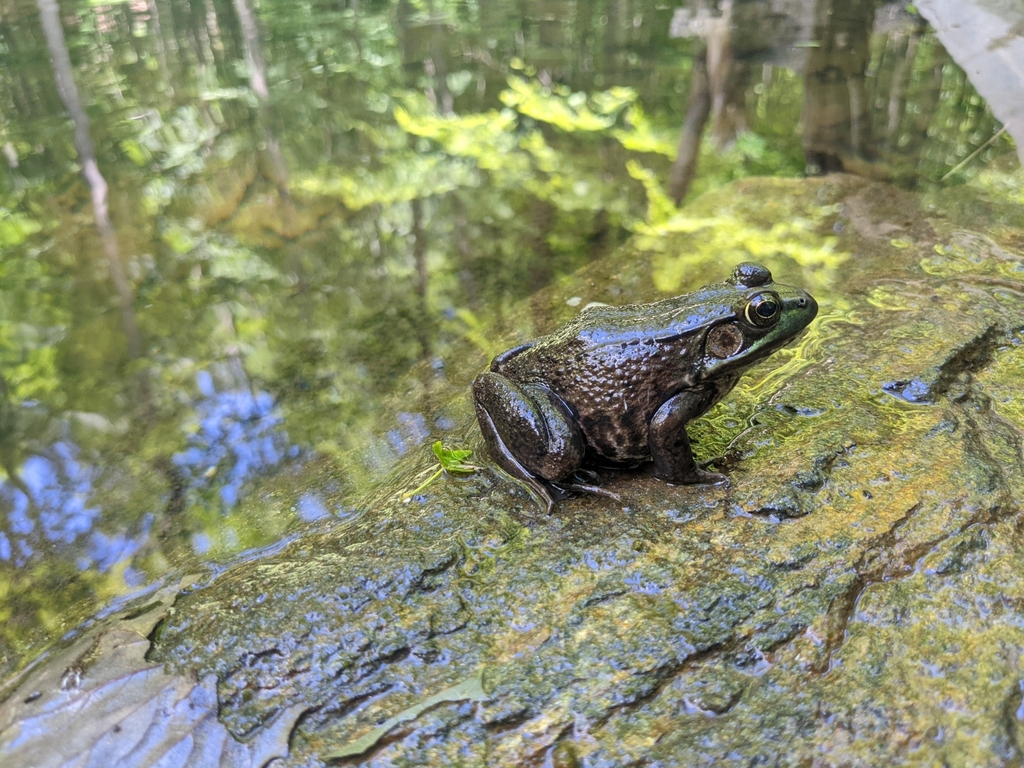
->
0;371;297;570
172;371;298;508
0;440;150;569
0;371;448;570
297;493;329;522
361;409;459;476
387;411;430;456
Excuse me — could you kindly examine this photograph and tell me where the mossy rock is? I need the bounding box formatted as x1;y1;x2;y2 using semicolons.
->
3;174;1024;767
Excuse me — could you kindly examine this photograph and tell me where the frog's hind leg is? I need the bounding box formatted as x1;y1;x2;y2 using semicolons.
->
474;405;562;513
473;372;585;512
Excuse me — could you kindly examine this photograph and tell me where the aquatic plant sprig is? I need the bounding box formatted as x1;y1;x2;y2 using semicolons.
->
401;441;481;502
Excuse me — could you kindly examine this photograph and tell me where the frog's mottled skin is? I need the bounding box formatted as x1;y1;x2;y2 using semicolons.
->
473;263;818;510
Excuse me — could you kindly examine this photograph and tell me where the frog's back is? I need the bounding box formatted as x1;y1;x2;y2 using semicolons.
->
569;289;737;343
500;294;731;461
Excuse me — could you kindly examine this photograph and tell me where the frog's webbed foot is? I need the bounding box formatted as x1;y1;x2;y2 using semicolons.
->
696;469;729;486
527;476;622;513
693;458;731;487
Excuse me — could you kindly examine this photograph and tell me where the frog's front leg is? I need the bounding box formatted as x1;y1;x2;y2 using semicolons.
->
648;390;728;485
472;372;585;511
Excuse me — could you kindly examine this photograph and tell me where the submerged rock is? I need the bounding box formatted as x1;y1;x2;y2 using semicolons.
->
3;174;1024;766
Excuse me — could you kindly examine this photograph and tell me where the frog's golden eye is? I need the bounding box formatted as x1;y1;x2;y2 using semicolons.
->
745;292;781;327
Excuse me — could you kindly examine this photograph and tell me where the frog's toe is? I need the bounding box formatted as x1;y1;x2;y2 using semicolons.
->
544;480;575;502
660;468;729;487
697;455;731;472
558;476;623;504
523;477;577;514
700;470;729;486
690;469;729;486
573;468;602;484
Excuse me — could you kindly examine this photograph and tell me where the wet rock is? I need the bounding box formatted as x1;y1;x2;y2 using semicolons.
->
4;174;1024;766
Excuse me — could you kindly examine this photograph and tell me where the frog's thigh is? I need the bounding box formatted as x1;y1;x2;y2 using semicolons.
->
648;390;708;483
473;372;584;481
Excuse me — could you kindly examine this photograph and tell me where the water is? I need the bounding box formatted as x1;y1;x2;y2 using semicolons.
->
0;0;1018;678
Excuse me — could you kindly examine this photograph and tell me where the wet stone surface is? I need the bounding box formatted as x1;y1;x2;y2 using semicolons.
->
3;174;1024;766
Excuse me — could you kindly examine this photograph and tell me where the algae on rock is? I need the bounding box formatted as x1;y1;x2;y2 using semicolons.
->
4;174;1024;767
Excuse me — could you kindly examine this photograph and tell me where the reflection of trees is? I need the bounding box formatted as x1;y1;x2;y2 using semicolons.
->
35;0;141;359
917;0;1024;169
872;12;946;174
669;45;709;205
668;0;1007;193
669;0;804;202
396;0;458;360
811;2;997;183
230;0;291;200
800;0;876;175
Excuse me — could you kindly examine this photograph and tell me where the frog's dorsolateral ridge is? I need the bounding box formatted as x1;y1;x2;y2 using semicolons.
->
472;263;818;511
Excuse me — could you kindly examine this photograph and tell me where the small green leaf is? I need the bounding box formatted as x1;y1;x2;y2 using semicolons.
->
402;441;479;501
432;440;479;473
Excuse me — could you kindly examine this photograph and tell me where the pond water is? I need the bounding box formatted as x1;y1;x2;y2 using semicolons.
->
0;0;1019;678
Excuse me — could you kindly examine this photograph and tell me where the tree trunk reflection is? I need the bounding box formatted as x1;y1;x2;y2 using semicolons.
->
36;0;142;360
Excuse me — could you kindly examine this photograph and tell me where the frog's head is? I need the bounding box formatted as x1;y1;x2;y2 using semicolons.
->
698;262;817;380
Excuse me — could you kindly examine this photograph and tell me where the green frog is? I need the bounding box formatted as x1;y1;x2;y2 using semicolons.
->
472;263;818;510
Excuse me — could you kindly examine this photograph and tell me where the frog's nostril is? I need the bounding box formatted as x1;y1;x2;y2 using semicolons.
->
797;297;807;307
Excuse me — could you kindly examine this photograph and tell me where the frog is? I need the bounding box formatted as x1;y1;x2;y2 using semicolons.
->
472;262;818;511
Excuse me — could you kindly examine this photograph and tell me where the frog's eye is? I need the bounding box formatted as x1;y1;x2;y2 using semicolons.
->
745;292;781;327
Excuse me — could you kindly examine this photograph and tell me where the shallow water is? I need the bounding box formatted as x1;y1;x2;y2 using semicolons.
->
0;0;1018;676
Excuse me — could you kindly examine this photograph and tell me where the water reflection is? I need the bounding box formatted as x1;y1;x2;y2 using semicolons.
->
172;371;298;509
917;0;1024;167
0;368;295;570
296;493;329;523
0;438;150;570
386;411;431;457
0;0;1018;675
667;0;1007;193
